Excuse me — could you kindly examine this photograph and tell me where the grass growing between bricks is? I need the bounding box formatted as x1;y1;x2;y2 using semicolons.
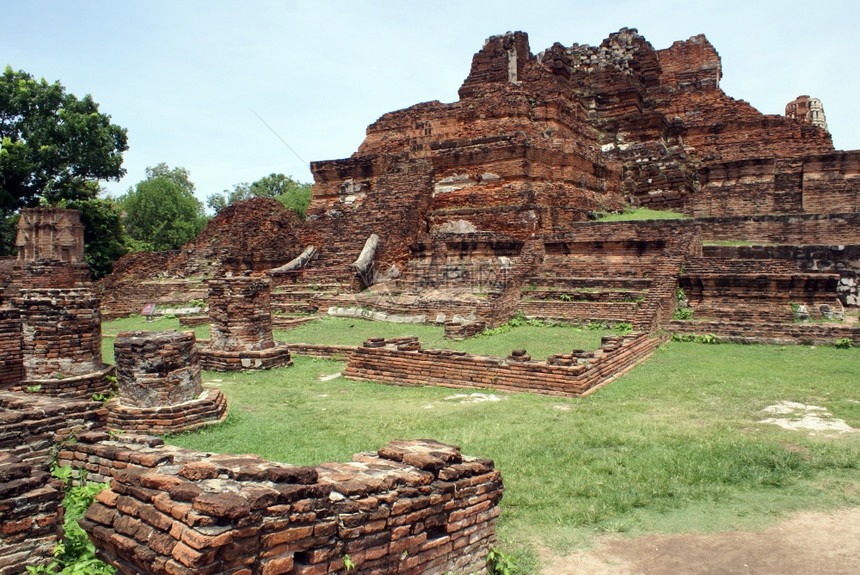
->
159;341;859;570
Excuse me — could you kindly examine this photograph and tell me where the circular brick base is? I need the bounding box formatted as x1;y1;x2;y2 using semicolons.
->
197;342;293;371
18;364;115;399
105;389;228;435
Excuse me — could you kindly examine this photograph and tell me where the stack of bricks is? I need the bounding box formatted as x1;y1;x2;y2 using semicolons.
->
13;288;113;397
0;392;106;573
0;391;107;470
19;259;89;290
0;452;62;575
0;308;22;389
106;330;228;434
344;332;661;397
56;434;502;575
198;277;292;371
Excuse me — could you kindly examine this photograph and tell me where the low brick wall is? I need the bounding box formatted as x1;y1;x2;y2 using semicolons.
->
668;319;860;346
59;434;502;575
0;392;107;573
443;321;486;340
287;343;356;361
0;391;107;471
344;332;662;397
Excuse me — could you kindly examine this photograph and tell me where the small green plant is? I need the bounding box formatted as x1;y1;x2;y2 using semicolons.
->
835;337;853;349
614;322;633;335
673;307;694;320
559;293;572;302
25;384;42;393
343;553;355;572
90;392;113;403
586;321;608;330
676;287;687;302
486;548;518;575
27;466;114;575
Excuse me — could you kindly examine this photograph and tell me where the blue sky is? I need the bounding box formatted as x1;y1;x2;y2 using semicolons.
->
4;0;858;205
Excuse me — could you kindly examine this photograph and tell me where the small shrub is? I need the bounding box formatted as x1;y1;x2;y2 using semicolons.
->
486;548;518;575
835;337;853;349
673;307;694;320
614;322;633;335
559;293;572;302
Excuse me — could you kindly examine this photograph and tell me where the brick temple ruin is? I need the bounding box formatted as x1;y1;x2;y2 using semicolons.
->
98;28;858;356
2;27;860;575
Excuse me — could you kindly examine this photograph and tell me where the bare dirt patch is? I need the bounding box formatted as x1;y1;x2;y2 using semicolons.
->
541;507;860;574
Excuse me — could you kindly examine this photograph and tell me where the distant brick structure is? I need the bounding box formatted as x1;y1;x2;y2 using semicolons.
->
107;330;227;434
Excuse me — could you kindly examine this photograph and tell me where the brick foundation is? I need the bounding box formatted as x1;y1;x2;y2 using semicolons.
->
344;332;662;397
58;434;502;575
104;390;228;435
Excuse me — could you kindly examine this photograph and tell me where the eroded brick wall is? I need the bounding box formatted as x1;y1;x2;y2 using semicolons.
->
668;319;860;346
0;308;22;389
697;212;860;244
344;333;661;397
0;392;106;573
59;434;502;575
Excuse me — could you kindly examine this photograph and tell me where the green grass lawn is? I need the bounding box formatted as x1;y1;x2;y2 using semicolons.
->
596;207;689;221
102;315;617;363
278;316;615;360
154;337;859;571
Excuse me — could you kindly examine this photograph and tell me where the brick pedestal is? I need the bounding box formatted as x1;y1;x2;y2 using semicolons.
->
198;277;292;371
14;288;113;398
107;330;227;434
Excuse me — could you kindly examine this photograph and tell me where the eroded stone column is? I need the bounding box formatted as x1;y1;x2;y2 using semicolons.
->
198;277;292;370
107;330;227;434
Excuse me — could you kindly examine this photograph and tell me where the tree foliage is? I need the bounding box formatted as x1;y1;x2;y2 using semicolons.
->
121;163;206;252
207;173;312;218
0;66;127;254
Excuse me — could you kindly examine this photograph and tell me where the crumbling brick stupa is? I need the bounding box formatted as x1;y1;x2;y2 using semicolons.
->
96;28;859;350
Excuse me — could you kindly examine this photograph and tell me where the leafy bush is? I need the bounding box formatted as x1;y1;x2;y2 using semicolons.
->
835;337;853;349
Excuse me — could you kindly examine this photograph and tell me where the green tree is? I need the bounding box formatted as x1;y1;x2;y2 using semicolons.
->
121;164;206;251
206;173;312;218
0;66;128;254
